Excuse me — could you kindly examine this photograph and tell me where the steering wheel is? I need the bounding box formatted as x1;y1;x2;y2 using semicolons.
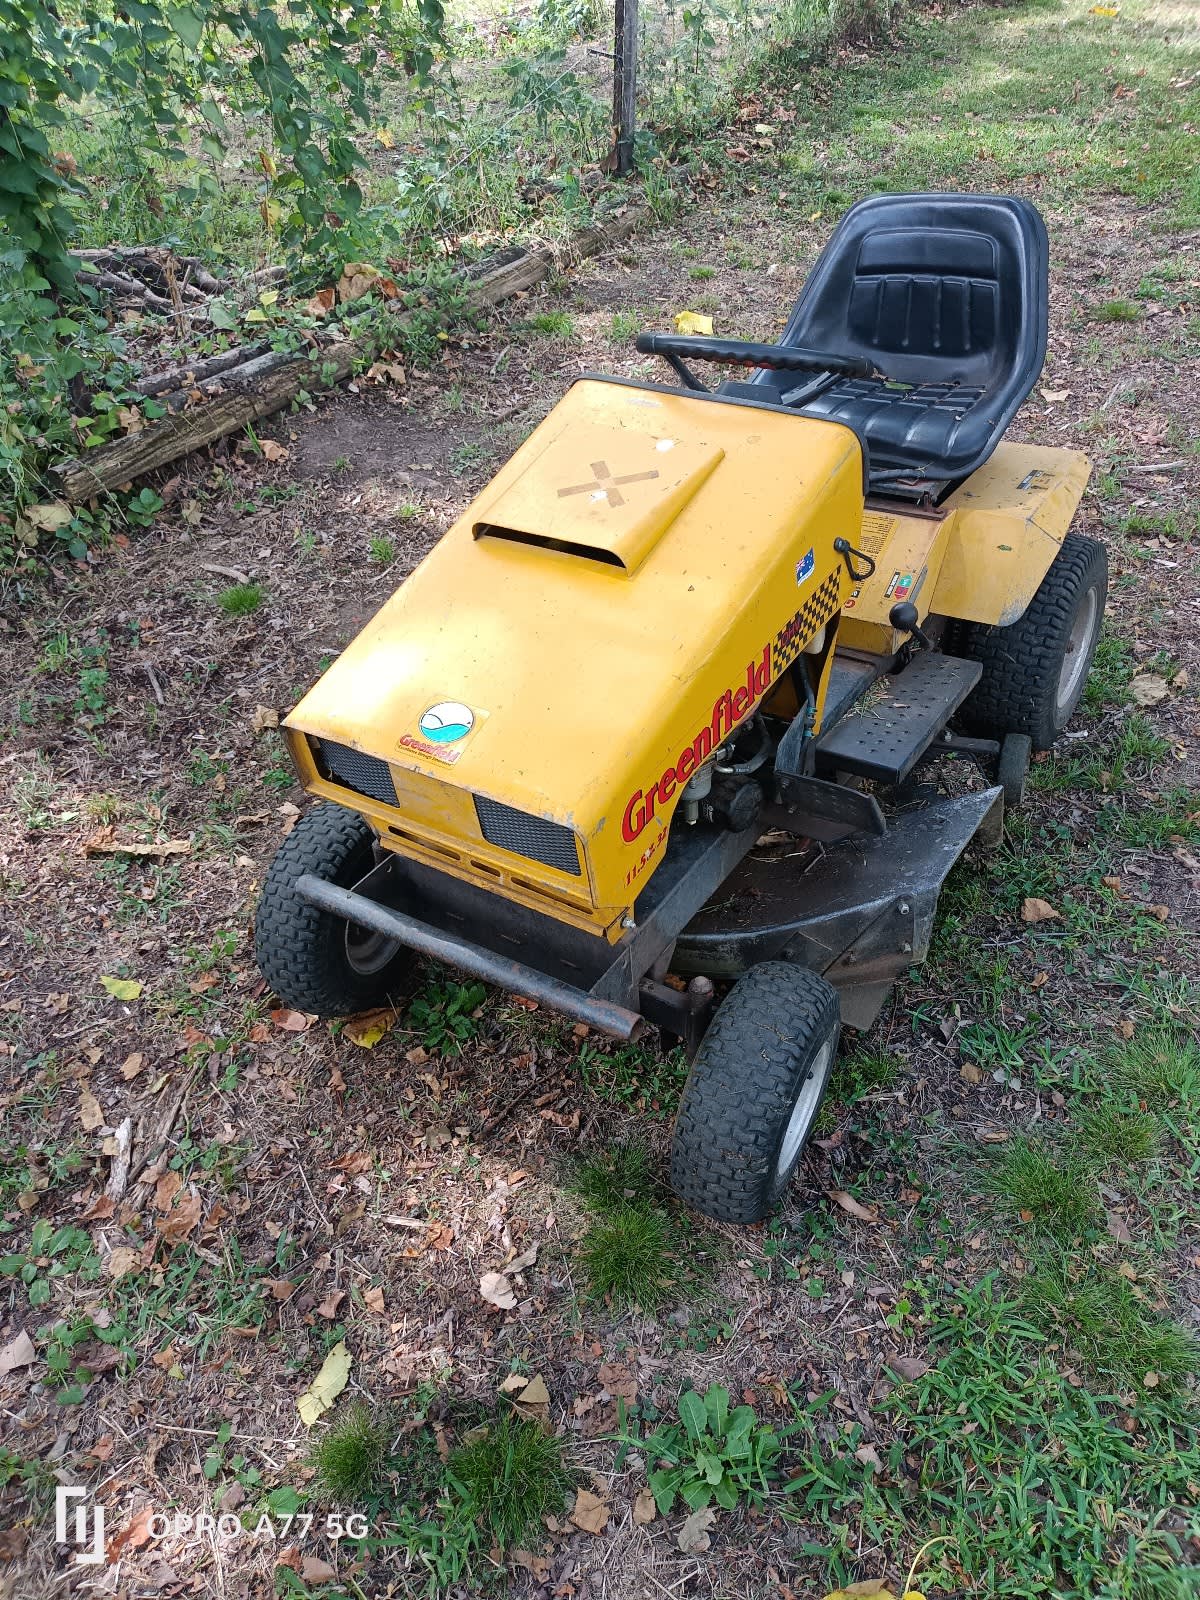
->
635;332;876;382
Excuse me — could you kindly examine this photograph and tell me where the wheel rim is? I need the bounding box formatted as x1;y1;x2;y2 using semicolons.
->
1056;586;1099;716
775;1039;833;1179
343;920;402;976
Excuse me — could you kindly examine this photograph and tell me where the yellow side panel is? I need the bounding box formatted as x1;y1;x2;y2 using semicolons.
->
837;509;953;657
932;442;1091;626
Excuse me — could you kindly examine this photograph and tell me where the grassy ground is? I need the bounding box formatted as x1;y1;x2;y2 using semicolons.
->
2;0;1199;1596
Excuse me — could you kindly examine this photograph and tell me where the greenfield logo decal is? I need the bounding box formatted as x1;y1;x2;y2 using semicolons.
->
418;701;474;743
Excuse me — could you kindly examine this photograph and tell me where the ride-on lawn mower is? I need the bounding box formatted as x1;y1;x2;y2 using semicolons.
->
256;194;1106;1224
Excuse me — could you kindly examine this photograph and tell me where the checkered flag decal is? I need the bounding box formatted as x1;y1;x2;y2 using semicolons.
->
771;568;842;676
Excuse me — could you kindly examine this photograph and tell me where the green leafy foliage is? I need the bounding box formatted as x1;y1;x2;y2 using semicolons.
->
636;1384;782;1513
407;979;487;1054
0;1219;97;1309
1;0;448;293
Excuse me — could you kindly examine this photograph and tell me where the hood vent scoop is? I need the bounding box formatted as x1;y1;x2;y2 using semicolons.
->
471;422;724;574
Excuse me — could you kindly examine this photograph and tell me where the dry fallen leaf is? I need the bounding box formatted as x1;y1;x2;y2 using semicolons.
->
154;1169;183;1212
677;1506;716;1553
159;1190;202;1248
79;1090;105;1132
271;1007;315;1032
1129;673;1169;706
480;1271;518;1310
106;1246;140;1281
251;705;280;733
106;1506;156;1559
101;975;143;1000
511;1374;550;1418
1021;897;1061;924
1040;387;1071;403
344;1007;399;1049
598;1361;638;1402
363;1285;385;1314
27;500;74;532
120;1052;145;1081
1143;1370;1160;1389
959;1062;984;1084
674;310;715;336
0;1329;36;1376
887;1354;930;1382
1106;1211;1133;1243
301;1556;337;1584
259;439;288;464
569;1488;610;1535
632;1487;657;1525
828;1189;880;1224
298;1340;352;1426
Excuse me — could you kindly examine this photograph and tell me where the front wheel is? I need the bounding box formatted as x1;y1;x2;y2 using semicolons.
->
955;532;1107;750
254;805;415;1017
669;962;840;1224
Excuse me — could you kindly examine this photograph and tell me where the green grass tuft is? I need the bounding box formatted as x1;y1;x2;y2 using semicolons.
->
1106;1027;1200;1112
1072;1103;1160;1165
310;1403;390;1501
609;309;641;341
572;1141;661;1211
1094;298;1142;323
1020;1265;1199;1389
448;1413;573;1551
829;1046;899;1104
523;310;575;337
579;1203;675;1311
978;1135;1100;1239
217;582;264;616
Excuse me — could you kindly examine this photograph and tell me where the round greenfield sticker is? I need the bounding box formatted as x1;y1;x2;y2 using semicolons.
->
418;701;475;744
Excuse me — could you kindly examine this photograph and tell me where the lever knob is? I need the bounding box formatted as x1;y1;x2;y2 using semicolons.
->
889;600;934;652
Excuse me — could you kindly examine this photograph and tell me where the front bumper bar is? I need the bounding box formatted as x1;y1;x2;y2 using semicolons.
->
295;873;647;1041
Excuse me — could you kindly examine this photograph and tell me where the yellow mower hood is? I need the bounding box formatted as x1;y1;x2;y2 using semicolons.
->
286;378;862;934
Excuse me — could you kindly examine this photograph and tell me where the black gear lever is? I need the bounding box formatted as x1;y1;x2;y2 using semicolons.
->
889;601;934;651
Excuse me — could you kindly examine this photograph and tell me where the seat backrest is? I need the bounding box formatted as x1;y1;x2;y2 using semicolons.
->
782;193;1048;391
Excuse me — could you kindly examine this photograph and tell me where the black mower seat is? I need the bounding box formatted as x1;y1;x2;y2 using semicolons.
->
755;193;1048;483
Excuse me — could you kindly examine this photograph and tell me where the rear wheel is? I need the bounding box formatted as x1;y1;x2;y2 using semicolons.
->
254;806;414;1017
669;962;840;1224
955;532;1107;750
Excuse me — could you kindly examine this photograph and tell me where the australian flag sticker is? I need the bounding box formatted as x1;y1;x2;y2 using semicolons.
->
796;547;815;586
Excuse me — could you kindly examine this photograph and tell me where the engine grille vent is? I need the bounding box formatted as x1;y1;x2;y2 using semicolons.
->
474;796;581;877
314;738;398;806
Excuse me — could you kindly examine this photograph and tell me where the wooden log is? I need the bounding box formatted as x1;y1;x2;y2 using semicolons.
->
57;341;359;501
136;342;271;397
77;247;228;294
87;269;176;314
54;207;648;504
